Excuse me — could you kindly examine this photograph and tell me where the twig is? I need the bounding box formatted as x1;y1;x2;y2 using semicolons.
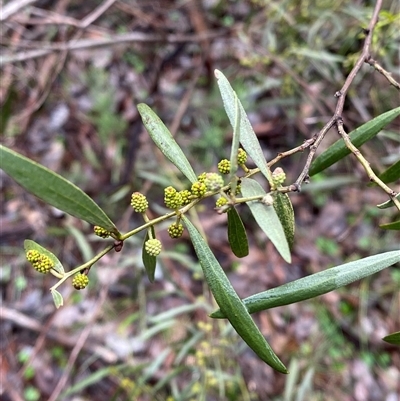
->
336;119;400;211
289;0;384;192
365;56;400;90
0;30;226;66
0;0;38;22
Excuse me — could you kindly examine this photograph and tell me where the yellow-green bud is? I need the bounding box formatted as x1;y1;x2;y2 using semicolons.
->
237;148;247;165
272;167;286;187
94;226;110;238
179;190;192;205
204;173;224;191
191;181;207;198
217;159;231;174
145;238;162;256
131;192;148;213
197;172;207;183
26;250;54;274
164;186;182;209
168;223;184;238
215;197;228;208
72;273;89;290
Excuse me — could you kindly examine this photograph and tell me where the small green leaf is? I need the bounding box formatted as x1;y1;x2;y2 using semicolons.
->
51;289;64;309
227;208;249;258
24;239;65;275
142;227;157;282
377;159;400;184
309;107;400;176
211;250;400;318
379;220;400;230
137;104;197;183
382;331;400;346
272;192;295;249
0;145;119;235
241;178;291;263
377;193;400;209
183;216;288;373
215;69;273;184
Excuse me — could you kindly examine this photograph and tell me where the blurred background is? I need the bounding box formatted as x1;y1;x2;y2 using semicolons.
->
1;1;399;400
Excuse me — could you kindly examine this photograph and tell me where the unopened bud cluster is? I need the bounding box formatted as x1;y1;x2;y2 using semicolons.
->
131;192;148;213
168;223;184;238
145;238;162;256
164;186;182;209
26;249;54;274
72;272;89;290
215;197;228;208
218;159;231;175
191;181;207;197
272;167;286;187
94;226;110;238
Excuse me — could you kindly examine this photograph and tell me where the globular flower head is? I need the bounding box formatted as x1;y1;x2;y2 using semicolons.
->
179;190;192;205
131;192;148;213
237;148;247;165
197;172;207;183
94;226;110;238
272;167;286;188
26;250;54;274
215;197;228;208
168;223;184;239
145;238;162;256
217;159;231;174
72;272;89;290
204;173;224;192
164;186;182;209
191;181;207;198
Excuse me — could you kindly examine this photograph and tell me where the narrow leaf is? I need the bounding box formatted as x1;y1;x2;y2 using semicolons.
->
241;178;291;263
379;220;400;230
211;250;400;318
51;289;64;309
137;103;197;183
272;192;295;249
229;94;241;180
24;239;65;275
309;107;400;176
382;331;400;346
142;227;157;282
0;145;118;235
183;216;288;373
215;69;273;184
377;193;400;209
227;208;249;258
377;159;400;184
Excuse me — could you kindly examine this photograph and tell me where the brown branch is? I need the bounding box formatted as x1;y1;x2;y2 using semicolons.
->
287;0;384;192
0;30;226;66
336;119;400;211
365;56;400;90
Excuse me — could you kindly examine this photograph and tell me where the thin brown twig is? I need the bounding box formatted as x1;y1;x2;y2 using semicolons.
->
336;119;400;211
1;0;38;21
365;56;400;90
286;0;384;192
0;30;227;66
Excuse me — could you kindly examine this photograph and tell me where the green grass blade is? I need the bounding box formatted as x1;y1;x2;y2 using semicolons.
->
183;216;288;373
241;178;291;263
0;145;118;234
211;250;400;318
309;106;400;176
227;207;249;258
215;69;273;184
137;103;197;183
